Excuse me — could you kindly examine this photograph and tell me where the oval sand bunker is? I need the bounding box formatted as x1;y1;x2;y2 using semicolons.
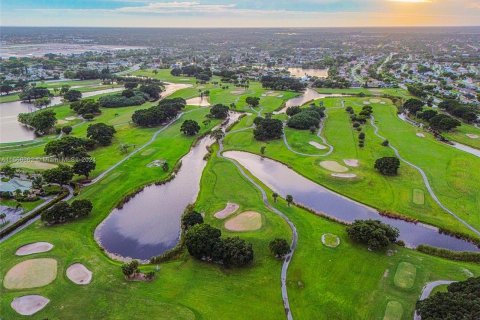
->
66;263;93;285
343;159;359;167
331;173;357;179
225;211;262;231
11;295;50;316
214;202;239;219
16;242;54;256
320;161;349;173
309;141;327;150
4;258;57;289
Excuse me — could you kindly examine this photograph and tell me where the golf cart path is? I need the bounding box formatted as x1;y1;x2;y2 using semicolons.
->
413;280;455;320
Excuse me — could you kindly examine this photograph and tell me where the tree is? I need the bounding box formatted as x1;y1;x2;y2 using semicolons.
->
64;89;82;102
346;220;399;250
42;165;73;185
272;192;278;202
18;109;56;135
209;104;229;119
87;123;116;146
180;120;200;136
1;165;16;178
41;202;72;224
162;162;169;172
61;126;72;135
416;277;480;319
245;96;260;108
121;260;139;279
32;176;44;189
269;238;290;258
124;81;138;90
182;210;204;229
254;118;283;141
374;157;400;176
45;136;94;157
222;237;254;267
286;195;293;206
33;97;51;108
286;106;301;116
287;110;322;130
72;158;96;179
210;128;225;141
429;114;461;132
70;199;93;218
139;84;162;100
403;98;424;115
185;224;222;260
70;99;101;116
0;84;13;95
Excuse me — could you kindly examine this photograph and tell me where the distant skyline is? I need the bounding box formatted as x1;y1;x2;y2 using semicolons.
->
1;0;479;28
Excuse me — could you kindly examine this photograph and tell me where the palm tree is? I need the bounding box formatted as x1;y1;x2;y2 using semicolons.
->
286;195;293;207
272;193;278;203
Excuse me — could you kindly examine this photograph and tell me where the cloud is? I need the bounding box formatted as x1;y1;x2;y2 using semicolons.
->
116;1;236;13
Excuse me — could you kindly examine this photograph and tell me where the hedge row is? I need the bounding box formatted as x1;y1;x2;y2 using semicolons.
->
417;245;480;263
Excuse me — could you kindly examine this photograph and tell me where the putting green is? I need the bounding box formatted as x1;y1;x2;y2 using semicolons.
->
393;262;416;289
321;233;340;248
319;161;349;173
412;189;425;205
383;301;403;320
11;161;57;170
141;148;156;156
224;211;262;231
4;258;57;289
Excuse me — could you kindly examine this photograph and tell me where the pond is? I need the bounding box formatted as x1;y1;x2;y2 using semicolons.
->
0;88;123;144
223;151;480;252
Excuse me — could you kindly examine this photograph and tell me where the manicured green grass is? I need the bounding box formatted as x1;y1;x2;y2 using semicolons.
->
0;93;20;103
444;122;480;150
394;262;417;289
412;189;425;205
430;284;449;295
0;198;45;212
383;301;403;320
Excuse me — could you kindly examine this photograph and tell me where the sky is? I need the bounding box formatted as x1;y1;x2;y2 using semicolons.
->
1;0;479;28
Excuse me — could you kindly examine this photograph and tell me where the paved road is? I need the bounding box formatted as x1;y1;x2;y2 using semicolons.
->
370;116;480;237
413;280;455;320
218;137;298;320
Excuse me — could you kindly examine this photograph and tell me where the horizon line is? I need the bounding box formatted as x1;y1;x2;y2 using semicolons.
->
2;25;480;29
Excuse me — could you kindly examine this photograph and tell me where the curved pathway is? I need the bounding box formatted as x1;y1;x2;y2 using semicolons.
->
282;101;345;157
218;137;298;320
370;116;480;237
413;280;454;320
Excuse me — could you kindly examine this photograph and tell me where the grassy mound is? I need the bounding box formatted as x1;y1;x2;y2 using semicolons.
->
412;189;425;205
224;211;262;231
4;258;57;289
383;301;403;320
393;262;416;289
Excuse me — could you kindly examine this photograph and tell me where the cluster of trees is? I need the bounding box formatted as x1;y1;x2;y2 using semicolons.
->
132;98;186;127
0;83;15;95
429;114;461;132
245;96;260;108
67;69;102;80
260;76;305;92
63;89;82;102
41;199;93;225
45;136;95;158
42;165;74;185
269;238;290;258
405;98;462;132
19;86;51;102
286;105;325;130
171;65;212;81
403;98;425;115
18;109;56;135
98;91;148;108
416;277;480;319
180;120;200;136
70;99;101;117
253;116;283;141
439;99;478;123
374;157;400;176
406;83;434;98
208;104;229;119
185;223;254;267
312;77;351;89
87;123;116;146
346;105;371;126
347;220;399;250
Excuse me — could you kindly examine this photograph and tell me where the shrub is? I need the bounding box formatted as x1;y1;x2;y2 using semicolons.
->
346;219;399;250
374;157;400;176
269;238;290;258
254;118;283;141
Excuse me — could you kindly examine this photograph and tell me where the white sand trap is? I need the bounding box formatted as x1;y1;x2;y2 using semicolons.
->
66;263;92;285
466;134;479;139
56;120;68;125
331;173;357;179
380;101;386;104
343;159;359;167
65;116;78;121
11;295;50;316
320;161;349;173
309;141;327;150
363;101;370;105
4;258;57;289
225;211;262;231
231;89;246;95
214;202;240;219
416;133;425;138
16;242;54;256
186;96;210;106
369;98;381;103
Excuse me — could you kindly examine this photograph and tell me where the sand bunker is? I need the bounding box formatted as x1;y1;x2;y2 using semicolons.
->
466;134;479;139
320;161;349;173
309;141;327;150
369;98;381;103
416;133;425;138
16;242;53;256
4;258;57;289
65;116;78;121
56;120;68;125
231;89;246;95
11;295;50;316
214;202;240;219
186;96;210;106
343;159;359;167
225;211;262;231
363;101;370;105
331;173;357;179
321;233;340;248
66;263;92;285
